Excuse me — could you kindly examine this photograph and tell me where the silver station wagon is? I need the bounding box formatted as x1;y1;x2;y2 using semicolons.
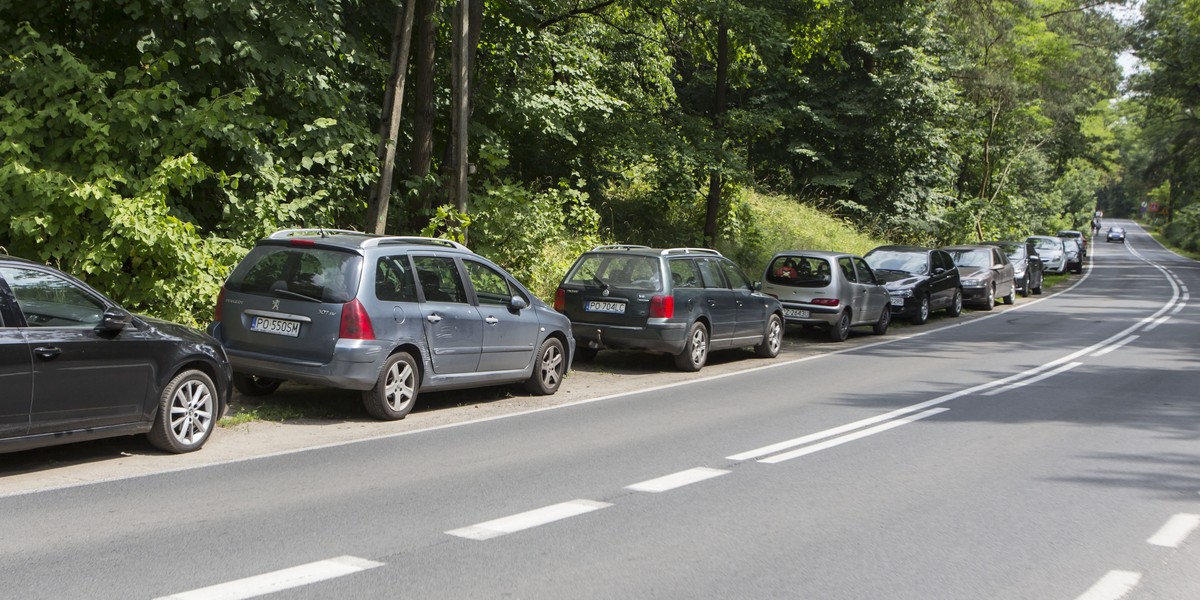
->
209;230;573;420
760;251;891;341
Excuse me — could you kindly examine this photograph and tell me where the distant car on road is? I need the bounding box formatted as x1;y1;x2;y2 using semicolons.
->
1;255;231;454
1106;227;1126;243
982;241;1043;297
1028;236;1067;275
760;251;891;341
863;246;962;324
942;245;1016;309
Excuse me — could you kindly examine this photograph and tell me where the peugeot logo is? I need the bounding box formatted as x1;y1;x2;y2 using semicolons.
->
272;299;280;310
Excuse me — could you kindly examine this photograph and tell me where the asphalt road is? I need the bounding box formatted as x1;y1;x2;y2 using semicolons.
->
2;220;1197;599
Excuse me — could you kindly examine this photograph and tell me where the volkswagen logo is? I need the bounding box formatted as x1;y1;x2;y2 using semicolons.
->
601;288;610;297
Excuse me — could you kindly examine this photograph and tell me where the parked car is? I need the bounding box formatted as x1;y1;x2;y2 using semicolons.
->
1028;235;1067;275
1;255;230;454
555;245;783;371
1061;237;1083;274
1057;229;1088;257
1106;227;1126;243
982;241;1043;296
209;230;573;421
942;245;1017;309
760;251;891;341
863;246;962;324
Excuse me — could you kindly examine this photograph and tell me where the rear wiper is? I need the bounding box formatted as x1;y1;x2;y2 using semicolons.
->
272;288;323;303
592;275;610;291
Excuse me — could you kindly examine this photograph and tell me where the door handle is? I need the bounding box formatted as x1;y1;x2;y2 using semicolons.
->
34;346;62;360
485;316;499;325
426;314;443;323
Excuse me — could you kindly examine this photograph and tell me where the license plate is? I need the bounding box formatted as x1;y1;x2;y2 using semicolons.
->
585;301;626;314
889;297;905;307
783;308;810;318
250;316;301;337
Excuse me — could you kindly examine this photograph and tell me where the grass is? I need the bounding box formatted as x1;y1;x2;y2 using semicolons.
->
218;389;364;427
1143;226;1200;261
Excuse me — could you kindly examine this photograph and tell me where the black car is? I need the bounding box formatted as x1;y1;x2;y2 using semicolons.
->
982;240;1044;297
863;246;962;324
556;245;783;371
1106;227;1126;243
0;255;231;454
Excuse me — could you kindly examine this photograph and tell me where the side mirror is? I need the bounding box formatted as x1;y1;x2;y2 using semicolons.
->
752;281;762;291
97;307;132;333
509;296;529;311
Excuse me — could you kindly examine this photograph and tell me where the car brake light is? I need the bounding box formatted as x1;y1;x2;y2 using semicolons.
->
649;295;675;318
554;288;566;312
290;239;316;247
215;287;226;321
339;299;376;340
811;297;839;307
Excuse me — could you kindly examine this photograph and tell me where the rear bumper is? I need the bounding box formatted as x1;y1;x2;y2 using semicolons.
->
779;302;839;326
571;320;688;354
209;323;389;390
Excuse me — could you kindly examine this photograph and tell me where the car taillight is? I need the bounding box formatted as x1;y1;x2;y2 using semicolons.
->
554;288;566;312
649;295;675;318
290;239;316;247
811;297;839;307
215;287;226;321
339;299;376;340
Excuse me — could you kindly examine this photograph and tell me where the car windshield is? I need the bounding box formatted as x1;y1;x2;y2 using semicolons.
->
566;254;662;291
946;249;990;269
766;255;833;287
1058;231;1081;238
865;250;928;275
997;245;1025;259
226;245;363;303
1031;238;1059;251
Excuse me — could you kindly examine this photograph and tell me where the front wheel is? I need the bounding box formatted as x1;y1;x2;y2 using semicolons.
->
754;314;783;358
981;284;995;311
828;310;851;342
525;338;565;395
148;369;218;453
1018;275;1030;298
362;352;419;420
674;322;709;372
232;373;283;397
911;295;931;325
872;306;891;335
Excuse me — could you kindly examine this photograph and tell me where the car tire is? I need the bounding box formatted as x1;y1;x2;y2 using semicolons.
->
754;314;783;358
981;284;995;311
1018;276;1030;298
674;322;709;372
362;352;419;421
525;337;565;395
148;369;218;454
911;294;931;324
828;310;851;342
946;288;963;317
232;373;283;397
574;346;598;362
872;306;891;336
1032;275;1043;295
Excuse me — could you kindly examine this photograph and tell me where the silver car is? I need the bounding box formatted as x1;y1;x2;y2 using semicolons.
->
1028;236;1067;275
760;251;891;342
942;245;1017;309
208;230;574;420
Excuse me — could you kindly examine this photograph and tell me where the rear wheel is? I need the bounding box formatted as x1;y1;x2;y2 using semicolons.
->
232;373;283;397
362;352;418;420
674;322;709;372
525;338;565;395
754;314;783;358
828;310;851;342
148;369;217;453
1002;285;1015;305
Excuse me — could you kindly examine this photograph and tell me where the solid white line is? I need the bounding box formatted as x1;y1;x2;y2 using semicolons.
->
625;467;730;493
1074;570;1141;600
759;408;948;464
1147;513;1200;548
155;555;384;600
446;499;612;541
1092;336;1139;357
982;362;1083;396
1141;315;1171;332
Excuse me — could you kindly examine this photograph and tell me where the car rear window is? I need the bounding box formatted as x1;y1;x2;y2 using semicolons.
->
226;245;363;303
766;255;832;287
565;254;662;291
946;249;989;268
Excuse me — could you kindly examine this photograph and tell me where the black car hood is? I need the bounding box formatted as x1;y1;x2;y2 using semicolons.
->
874;270;926;289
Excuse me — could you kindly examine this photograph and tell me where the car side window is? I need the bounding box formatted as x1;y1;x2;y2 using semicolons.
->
718;260;752;290
696;258;727;289
852;258;877;284
669;259;702;289
838;257;858;283
464;260;515;306
375;256;418;303
993;249;1006;267
933;251;951;272
0;266;106;328
412;256;468;304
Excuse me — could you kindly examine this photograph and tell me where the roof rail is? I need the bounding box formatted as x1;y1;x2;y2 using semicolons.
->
661;247;722;256
591;244;651;251
0;246;7;256
269;228;368;239
366;236;470;251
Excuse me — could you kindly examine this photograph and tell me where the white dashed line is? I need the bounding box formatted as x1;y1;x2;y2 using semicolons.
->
1141;315;1171;332
155;555;384;600
1147;513;1200;548
626;467;730;493
1075;570;1141;600
1092;336;1138;357
759;408;948;464
447;499;612;541
982;362;1083;396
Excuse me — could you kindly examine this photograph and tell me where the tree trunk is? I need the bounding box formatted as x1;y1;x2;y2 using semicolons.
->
703;17;729;248
365;1;418;234
450;0;470;214
409;0;439;228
